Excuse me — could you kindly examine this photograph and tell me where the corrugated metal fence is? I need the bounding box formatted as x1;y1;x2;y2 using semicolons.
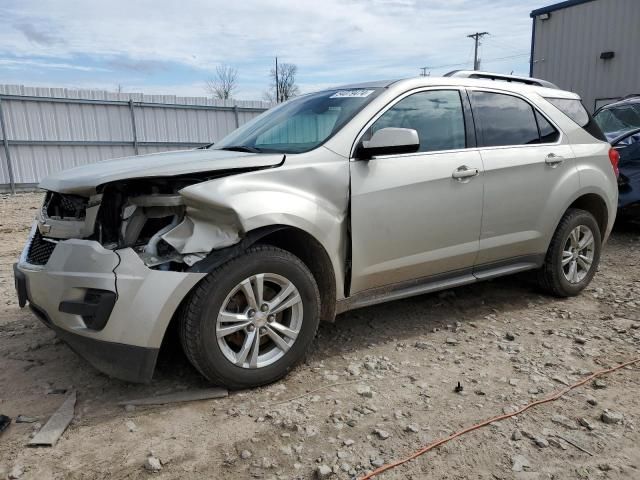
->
0;85;271;193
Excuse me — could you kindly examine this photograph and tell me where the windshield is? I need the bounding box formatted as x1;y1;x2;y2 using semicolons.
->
212;88;382;154
594;103;640;140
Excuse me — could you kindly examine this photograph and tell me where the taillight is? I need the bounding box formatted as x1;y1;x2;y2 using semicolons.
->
609;148;620;177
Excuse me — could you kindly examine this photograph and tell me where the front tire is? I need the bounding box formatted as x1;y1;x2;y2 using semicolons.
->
536;208;602;297
179;245;321;389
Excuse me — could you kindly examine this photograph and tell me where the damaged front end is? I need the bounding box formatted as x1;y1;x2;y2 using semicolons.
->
16;170;268;382
36;174;244;272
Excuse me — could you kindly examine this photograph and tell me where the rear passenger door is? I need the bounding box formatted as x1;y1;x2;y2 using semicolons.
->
469;89;578;268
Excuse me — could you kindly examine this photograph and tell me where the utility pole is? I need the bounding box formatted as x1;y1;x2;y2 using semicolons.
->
275;57;279;103
419;67;428;77
467;32;489;70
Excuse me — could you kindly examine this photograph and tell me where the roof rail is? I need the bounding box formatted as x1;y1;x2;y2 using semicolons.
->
444;70;559;89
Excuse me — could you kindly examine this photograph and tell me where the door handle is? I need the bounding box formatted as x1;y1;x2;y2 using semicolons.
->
545;153;564;166
452;165;480;180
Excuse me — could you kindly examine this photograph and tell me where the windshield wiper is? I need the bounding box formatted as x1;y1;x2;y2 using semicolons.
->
219;145;262;153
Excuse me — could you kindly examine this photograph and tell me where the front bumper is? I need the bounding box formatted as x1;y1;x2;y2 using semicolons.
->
15;225;206;382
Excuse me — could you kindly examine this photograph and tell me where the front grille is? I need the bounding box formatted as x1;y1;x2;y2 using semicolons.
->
26;230;57;265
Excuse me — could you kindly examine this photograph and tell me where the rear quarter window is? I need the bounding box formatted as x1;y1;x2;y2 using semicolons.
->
546;98;589;126
545;97;607;142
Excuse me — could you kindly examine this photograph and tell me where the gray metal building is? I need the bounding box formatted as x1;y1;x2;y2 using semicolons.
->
530;0;640;112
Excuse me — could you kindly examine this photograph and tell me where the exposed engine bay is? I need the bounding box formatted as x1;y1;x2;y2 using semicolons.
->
34;173;246;271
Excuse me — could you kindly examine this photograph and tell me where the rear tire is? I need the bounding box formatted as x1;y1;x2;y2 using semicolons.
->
536;208;601;297
179;245;321;389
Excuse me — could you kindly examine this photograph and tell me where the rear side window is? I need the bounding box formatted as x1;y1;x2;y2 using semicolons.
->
471;91;554;147
546;98;589;127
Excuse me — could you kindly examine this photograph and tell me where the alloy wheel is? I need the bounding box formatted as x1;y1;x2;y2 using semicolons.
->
216;273;303;369
561;225;595;284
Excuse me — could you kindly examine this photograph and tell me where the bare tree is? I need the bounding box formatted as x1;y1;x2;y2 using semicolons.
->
205;64;239;100
267;62;300;103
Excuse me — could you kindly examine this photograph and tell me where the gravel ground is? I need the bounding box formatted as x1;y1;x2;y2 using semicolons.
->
0;192;639;480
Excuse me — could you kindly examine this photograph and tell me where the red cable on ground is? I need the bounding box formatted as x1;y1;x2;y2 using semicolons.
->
359;357;640;480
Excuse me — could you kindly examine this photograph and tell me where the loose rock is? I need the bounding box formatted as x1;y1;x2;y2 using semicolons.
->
551;414;579;430
15;415;37;424
144;456;162;472
347;364;361;376
357;385;373;398
316;465;332;478
578;417;595;430
548;437;566;450
8;465;24;479
601;409;623;425
512;455;530;472
533;436;549;448
373;428;391;440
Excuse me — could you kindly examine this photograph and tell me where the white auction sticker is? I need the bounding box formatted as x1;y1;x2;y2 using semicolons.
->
329;89;375;98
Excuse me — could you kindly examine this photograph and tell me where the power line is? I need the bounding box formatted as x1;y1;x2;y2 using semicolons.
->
479;53;530;63
424;60;472;71
467;32;489;70
481;35;530;56
422;52;529;73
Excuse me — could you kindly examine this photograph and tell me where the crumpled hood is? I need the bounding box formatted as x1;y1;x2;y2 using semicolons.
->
38;148;285;194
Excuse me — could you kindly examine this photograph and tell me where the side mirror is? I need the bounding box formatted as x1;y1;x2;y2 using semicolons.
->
356;127;420;159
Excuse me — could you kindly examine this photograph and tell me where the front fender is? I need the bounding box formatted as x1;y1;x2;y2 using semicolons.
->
178;154;350;299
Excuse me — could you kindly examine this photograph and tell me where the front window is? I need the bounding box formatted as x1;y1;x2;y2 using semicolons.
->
365;90;466;152
213;88;382;154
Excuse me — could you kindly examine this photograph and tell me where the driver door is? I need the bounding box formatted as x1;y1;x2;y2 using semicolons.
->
349;88;484;294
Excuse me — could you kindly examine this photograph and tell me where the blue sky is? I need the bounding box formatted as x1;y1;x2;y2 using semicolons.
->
0;0;548;100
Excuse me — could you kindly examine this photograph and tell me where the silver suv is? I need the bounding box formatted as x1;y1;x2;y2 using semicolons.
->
14;72;619;388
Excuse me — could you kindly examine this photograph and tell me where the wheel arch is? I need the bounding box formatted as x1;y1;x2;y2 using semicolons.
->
566;193;609;241
256;226;337;324
161;224;338;351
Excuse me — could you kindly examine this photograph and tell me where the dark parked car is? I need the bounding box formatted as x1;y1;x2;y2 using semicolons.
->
594;96;640;219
